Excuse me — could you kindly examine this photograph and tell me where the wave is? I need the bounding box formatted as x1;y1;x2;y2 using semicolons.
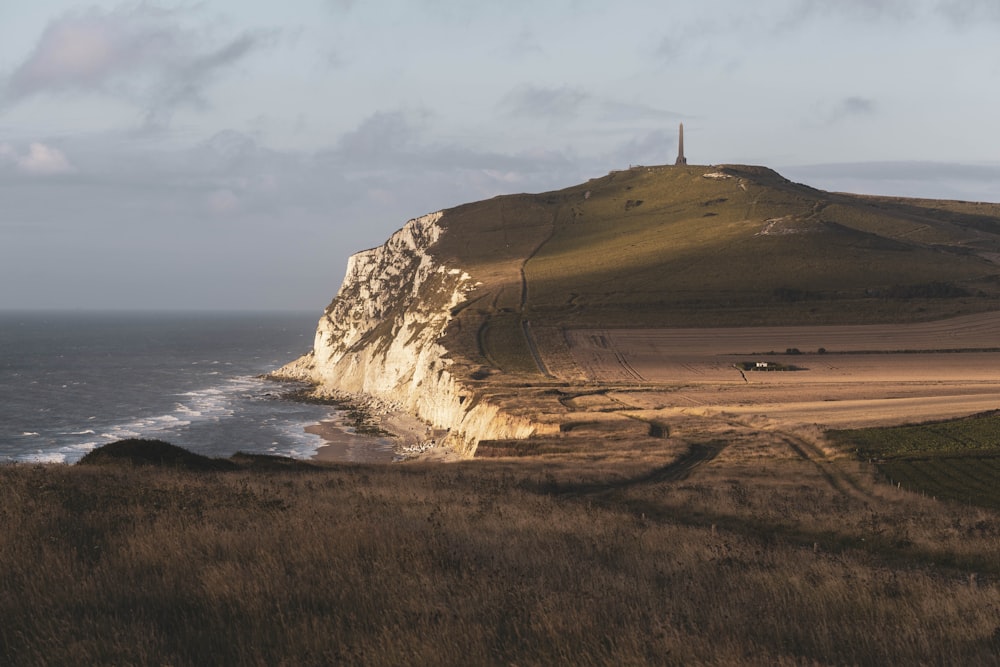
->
13;375;340;464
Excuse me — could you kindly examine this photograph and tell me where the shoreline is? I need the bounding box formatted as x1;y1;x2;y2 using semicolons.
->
308;407;458;463
276;382;458;462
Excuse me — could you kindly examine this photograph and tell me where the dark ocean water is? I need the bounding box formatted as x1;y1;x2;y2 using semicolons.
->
0;311;356;463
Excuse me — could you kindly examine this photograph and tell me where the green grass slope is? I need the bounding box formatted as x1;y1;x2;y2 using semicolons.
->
828;411;1000;509
433;164;1000;375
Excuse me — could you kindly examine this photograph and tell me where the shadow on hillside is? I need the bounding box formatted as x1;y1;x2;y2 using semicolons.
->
77;439;323;472
524;440;728;497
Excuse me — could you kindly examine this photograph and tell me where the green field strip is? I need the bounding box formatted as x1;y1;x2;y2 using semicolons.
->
879;458;1000;508
931;459;994;494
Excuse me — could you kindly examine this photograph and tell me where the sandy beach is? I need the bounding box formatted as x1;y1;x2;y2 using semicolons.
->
308;404;458;463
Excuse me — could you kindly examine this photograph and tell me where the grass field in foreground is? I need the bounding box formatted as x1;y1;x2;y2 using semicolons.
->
4;439;1000;666
828;411;1000;508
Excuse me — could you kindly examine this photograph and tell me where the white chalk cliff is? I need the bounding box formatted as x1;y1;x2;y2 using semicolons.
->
275;211;539;456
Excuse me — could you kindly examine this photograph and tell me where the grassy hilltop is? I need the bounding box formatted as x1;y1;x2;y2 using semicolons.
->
432;164;1000;374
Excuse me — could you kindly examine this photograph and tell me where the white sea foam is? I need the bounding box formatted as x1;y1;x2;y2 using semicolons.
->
10;375;349;464
1;312;336;464
276;421;326;459
177;382;242;420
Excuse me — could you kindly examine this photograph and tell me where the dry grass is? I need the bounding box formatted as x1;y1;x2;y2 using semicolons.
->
3;429;1000;666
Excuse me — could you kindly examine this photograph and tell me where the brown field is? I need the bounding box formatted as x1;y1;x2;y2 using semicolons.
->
6;438;1000;666
564;311;1000;430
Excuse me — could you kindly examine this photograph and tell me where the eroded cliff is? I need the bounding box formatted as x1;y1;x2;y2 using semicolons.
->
275;211;540;456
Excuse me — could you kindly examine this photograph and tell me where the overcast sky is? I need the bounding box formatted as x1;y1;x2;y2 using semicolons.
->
2;1;998;311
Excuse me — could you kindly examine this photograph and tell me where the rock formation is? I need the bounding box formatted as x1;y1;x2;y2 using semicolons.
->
273;211;540;456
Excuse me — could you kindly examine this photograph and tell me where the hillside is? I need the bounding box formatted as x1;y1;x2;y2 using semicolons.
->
438;164;1000;376
277;164;1000;454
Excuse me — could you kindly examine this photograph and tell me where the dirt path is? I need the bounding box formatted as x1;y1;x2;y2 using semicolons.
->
517;208;561;378
549;440;728;498
521;320;553;378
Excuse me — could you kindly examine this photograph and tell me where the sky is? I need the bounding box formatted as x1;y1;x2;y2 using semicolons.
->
1;0;998;311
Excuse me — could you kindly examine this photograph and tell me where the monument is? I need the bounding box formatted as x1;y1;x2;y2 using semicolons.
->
675;123;687;165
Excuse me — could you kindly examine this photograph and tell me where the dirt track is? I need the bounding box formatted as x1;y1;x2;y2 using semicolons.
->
564;312;1000;430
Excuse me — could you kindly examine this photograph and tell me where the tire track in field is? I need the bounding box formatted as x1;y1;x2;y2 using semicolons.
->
517;207;560;379
706;412;875;502
546;439;728;498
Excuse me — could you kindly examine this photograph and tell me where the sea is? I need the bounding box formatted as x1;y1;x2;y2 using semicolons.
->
0;311;385;464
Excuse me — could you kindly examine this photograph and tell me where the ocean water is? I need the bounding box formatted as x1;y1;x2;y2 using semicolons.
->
0;311;361;464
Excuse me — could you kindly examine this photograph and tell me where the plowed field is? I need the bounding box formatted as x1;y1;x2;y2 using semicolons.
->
565;311;1000;429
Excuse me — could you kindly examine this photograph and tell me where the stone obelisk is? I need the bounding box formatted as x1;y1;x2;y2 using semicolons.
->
675;122;687;165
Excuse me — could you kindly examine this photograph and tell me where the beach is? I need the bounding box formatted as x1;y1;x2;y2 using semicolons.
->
308;404;458;463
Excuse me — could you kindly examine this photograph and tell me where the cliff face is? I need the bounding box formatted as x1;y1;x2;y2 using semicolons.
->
277;211;538;456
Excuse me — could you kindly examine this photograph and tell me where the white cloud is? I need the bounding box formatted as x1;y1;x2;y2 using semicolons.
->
1;142;76;174
8;7;172;96
3;5;272;130
207;188;241;215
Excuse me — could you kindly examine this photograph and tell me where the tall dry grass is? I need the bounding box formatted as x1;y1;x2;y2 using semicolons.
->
2;448;999;666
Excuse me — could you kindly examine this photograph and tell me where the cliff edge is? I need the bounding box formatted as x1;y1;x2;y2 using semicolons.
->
273;211;540;457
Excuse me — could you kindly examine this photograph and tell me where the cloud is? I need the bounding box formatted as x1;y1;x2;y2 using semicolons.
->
318;109;577;183
784;0;1000;25
206;188;241;215
804;96;877;127
8;6;176;97
936;0;1000;25
598;99;682;124
501;84;681;128
654;36;678;61
3;5;272;129
782;161;1000;201
0;142;75;174
143;31;270;129
828;96;877;123
326;0;357;11
785;0;921;23
604;130;675;168
505;28;543;57
335;110;423;162
502;85;591;119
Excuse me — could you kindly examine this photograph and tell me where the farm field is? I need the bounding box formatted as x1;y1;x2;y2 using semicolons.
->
827;411;1000;509
563;311;1000;430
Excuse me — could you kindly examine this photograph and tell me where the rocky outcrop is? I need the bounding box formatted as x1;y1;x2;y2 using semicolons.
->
275;211;539;456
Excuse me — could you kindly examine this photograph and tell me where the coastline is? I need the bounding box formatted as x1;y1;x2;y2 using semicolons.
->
266;372;461;462
284;386;459;463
